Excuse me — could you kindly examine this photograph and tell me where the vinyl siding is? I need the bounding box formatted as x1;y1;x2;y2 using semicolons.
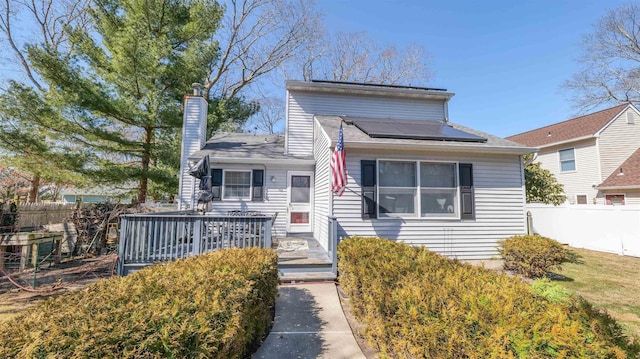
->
178;96;208;209
333;149;526;259
313;121;332;250
598;107;640;180
286;90;446;157
207;163;314;237
536;138;600;204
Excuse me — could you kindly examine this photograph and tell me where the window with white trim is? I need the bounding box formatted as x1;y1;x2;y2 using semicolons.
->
378;161;417;216
223;170;251;199
559;148;576;172
420;162;458;217
377;160;459;218
576;194;587;205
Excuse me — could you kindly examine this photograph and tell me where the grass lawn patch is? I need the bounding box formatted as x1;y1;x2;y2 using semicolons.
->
550;247;640;338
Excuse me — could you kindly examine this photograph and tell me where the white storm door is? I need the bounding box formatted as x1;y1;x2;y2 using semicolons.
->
287;171;314;233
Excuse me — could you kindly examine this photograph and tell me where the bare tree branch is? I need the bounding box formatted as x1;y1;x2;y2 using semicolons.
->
249;96;284;134
288;31;431;86
0;0;90;88
565;4;640;112
203;0;321;100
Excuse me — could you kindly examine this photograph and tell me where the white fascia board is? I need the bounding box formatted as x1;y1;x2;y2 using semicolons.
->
189;157;316;165
345;141;536;155
595;104;631;137
537;135;594;149
314;117;333;148
286;80;454;101
594;185;640;190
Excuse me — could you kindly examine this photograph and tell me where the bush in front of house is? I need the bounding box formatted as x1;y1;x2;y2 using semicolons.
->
0;247;279;358
338;236;639;358
498;234;570;278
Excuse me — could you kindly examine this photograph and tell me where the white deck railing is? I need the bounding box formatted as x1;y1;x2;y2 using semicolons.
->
117;211;272;275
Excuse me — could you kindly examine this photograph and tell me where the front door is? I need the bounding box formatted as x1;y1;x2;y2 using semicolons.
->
287;171;314;233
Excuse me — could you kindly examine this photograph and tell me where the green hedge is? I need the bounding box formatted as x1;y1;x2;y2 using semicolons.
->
499;234;570;278
338;236;639;358
0;247;279;358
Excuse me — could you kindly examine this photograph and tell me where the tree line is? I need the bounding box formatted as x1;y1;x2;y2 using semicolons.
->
0;0;431;203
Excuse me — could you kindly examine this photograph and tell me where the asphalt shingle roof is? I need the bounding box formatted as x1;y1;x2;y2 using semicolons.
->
317;116;532;154
506;104;629;147
598;147;640;188
189;132;312;161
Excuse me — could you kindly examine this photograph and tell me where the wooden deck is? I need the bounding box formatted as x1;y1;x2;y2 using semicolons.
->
117;212;339;281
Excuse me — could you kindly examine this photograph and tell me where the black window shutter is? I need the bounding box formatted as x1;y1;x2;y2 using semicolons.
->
361;160;377;219
459;163;475;219
252;169;264;201
211;169;222;201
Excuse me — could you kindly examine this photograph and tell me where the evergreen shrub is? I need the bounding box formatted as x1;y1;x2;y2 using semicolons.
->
338;236;639;358
499;234;570;278
0;247;278;358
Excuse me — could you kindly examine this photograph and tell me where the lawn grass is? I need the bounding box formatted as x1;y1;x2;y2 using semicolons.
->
550;247;640;338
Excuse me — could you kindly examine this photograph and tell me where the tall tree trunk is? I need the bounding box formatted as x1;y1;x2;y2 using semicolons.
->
28;174;40;202
137;127;153;204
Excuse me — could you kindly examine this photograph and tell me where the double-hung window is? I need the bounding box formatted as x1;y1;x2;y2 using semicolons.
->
223;170;251;199
378;161;417;216
210;168;265;201
559;148;576;172
420;162;458;218
375;160;465;219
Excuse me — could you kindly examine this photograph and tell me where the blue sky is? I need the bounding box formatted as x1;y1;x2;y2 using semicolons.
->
0;1;630;138
314;0;630;137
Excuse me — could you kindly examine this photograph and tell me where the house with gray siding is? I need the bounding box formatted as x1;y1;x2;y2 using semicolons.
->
508;103;640;205
178;80;532;260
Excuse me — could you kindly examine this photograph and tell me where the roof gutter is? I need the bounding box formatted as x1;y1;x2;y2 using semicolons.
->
286;80;454;101
536;135;595;149
344;141;536;155
594;184;640;190
186;156;315;165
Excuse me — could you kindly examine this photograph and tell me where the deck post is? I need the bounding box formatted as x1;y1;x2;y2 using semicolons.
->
328;216;338;275
117;216;128;275
264;218;272;249
192;217;202;256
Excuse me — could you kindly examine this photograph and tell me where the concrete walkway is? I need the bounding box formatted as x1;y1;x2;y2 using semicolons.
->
253;283;365;359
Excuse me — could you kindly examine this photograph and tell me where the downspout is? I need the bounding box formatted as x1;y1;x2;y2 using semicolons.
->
443;97;450;123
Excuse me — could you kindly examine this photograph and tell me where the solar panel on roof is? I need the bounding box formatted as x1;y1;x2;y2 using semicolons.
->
343;117;487;142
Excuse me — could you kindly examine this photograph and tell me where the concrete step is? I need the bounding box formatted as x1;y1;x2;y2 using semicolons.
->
279;271;336;283
278;262;335;283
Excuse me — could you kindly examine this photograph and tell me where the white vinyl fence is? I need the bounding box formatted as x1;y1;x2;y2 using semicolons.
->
527;203;640;257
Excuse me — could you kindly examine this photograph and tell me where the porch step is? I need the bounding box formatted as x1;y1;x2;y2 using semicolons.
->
278;262;335;283
285;232;314;238
279;271;336;283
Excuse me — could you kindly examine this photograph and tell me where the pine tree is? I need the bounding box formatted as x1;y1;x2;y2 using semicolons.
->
27;0;224;203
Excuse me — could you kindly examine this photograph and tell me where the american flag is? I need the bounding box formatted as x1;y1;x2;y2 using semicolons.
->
330;123;347;196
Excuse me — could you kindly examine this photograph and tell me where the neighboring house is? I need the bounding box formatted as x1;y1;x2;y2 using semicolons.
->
61;186;133;204
507;103;640;205
178;80;532;259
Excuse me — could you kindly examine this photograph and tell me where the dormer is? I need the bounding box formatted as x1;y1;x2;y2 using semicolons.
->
284;80;454;157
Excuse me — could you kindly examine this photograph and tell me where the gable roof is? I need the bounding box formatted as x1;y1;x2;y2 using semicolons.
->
506;103;630;147
316;116;533;155
597;147;640;189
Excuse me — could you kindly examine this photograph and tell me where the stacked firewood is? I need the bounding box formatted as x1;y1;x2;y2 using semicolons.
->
67;203;130;255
